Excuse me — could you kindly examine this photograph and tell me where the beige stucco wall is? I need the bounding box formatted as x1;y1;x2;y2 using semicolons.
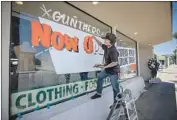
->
138;44;153;81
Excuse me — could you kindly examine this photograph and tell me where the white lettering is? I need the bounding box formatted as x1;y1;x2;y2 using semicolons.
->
70;16;78;28
96;29;101;35
63;15;70;25
77;20;83;30
87;25;92;33
41;4;107;36
83;23;88;32
92;27;97;34
52;11;61;22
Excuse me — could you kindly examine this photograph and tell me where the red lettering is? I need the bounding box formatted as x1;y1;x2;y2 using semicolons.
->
31;21;51;48
51;32;65;50
64;34;79;52
30;21;83;53
83;36;93;54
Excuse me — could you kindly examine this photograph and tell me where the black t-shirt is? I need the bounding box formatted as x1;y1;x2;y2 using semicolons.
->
102;44;119;74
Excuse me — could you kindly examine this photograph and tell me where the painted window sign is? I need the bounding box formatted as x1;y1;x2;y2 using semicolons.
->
33;16;105;74
39;4;103;35
31;21;95;54
11;78;111;115
118;47;136;68
116;31;137;80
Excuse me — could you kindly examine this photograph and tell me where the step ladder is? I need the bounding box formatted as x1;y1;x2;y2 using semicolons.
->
124;99;139;120
107;89;139;120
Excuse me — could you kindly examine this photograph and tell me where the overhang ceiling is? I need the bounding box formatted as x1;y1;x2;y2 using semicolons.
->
69;2;172;46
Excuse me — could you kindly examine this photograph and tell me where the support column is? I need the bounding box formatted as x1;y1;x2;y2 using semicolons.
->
2;2;11;120
139;44;153;81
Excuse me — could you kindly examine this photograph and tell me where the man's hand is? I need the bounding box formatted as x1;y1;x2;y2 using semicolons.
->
98;65;105;70
92;36;98;40
93;64;102;68
94;64;105;70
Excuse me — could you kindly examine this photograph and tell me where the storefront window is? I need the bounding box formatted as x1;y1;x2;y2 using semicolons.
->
116;31;137;80
10;1;111;118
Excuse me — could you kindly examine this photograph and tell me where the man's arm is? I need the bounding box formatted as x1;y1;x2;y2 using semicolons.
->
104;62;118;69
92;36;103;47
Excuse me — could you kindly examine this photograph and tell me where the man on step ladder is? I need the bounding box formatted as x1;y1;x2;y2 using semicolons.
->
91;33;120;109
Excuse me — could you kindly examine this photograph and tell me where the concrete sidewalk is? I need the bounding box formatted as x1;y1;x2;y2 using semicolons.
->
157;65;177;83
135;65;177;120
136;82;177;120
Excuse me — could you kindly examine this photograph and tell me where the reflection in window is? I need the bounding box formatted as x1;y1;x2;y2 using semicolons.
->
116;31;137;80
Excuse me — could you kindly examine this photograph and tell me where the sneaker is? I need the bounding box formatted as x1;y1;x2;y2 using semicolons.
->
91;93;101;99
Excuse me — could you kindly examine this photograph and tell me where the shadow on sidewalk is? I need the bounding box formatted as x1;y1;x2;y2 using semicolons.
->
135;82;177;120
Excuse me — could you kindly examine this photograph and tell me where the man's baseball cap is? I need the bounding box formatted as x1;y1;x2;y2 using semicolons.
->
101;33;117;45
